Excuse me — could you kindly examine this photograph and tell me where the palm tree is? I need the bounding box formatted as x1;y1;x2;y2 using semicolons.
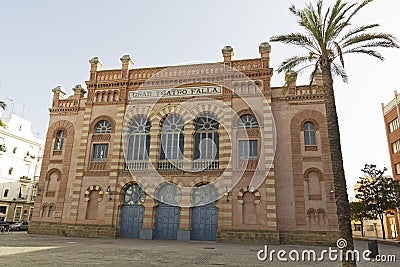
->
270;1;399;266
0;100;6;128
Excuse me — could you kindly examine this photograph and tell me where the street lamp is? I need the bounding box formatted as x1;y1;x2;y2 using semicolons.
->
106;186;112;201
329;184;335;201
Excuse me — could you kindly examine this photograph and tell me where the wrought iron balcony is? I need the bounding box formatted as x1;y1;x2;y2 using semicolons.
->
125;160;149;171
192;160;219;170
157;160;183;170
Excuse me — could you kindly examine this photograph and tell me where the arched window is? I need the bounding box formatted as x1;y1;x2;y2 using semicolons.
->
159;115;184;161
48;204;55;218
238;114;259;128
194;114;219;161
307;208;316;225
95;120;112;134
127;117;151;161
54;130;64;150
3;189;9;198
304;122;316;145
123;184;145;205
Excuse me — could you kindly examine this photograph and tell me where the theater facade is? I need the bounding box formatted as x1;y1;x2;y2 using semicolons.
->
30;43;340;245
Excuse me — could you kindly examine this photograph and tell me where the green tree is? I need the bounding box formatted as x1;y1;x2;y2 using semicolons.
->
270;1;399;265
356;164;400;240
349;201;374;237
0;100;6;128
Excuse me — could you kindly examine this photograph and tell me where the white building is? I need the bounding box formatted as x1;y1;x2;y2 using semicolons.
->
0;112;44;223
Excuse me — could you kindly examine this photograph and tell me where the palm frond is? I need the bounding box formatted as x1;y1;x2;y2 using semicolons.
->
270;33;319;52
0;101;6;110
324;0;358;43
331;62;348;83
356;41;400;48
333;41;345;67
343;48;384;60
272;0;398;90
347;0;373;22
289;4;304;26
308;63;322;87
276;55;314;73
302;2;324;46
282;71;298;95
339;24;380;43
343;33;399;48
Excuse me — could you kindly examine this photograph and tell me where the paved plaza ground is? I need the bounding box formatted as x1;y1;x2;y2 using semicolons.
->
0;232;399;266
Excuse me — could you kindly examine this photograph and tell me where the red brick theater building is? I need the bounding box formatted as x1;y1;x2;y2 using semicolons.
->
30;43;339;245
383;92;400;180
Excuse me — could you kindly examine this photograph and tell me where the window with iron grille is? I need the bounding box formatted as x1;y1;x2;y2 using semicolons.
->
392;139;400;154
159;115;184;160
127;117;151;160
194;115;219;160
238;114;259;128
389;118;399;133
95;120;112;134
92;144;109;161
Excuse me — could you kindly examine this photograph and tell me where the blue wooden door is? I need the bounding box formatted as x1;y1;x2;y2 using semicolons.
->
191;204;218;241
120;205;144;238
120;184;145;238
154;205;180;240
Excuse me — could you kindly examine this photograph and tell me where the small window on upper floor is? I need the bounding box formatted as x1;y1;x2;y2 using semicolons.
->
239;140;258;160
238;114;259;129
392;139;400;154
13;147;17;154
304;122;317;146
92;143;109;161
395;163;400;175
389;118;399;133
8;167;13;175
95;120;112;134
3;189;9;198
54;130;65;150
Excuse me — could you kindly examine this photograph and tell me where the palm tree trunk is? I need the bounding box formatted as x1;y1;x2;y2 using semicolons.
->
321;62;356;267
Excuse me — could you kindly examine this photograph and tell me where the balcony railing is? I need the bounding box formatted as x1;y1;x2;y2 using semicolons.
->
192;160;219;170
124;160;220;171
157;160;183;170
125;160;149;171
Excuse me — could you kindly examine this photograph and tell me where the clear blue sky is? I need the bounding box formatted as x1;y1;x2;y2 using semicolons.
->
1;0;400;198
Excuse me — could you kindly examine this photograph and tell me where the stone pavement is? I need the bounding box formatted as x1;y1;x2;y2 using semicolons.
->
354;236;400;247
0;232;399;266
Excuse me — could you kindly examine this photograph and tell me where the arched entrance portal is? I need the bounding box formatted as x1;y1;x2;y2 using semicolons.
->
191;184;218;241
120;184;145;238
154;183;181;240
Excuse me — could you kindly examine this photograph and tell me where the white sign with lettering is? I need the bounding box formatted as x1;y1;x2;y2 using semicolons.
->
128;86;222;100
